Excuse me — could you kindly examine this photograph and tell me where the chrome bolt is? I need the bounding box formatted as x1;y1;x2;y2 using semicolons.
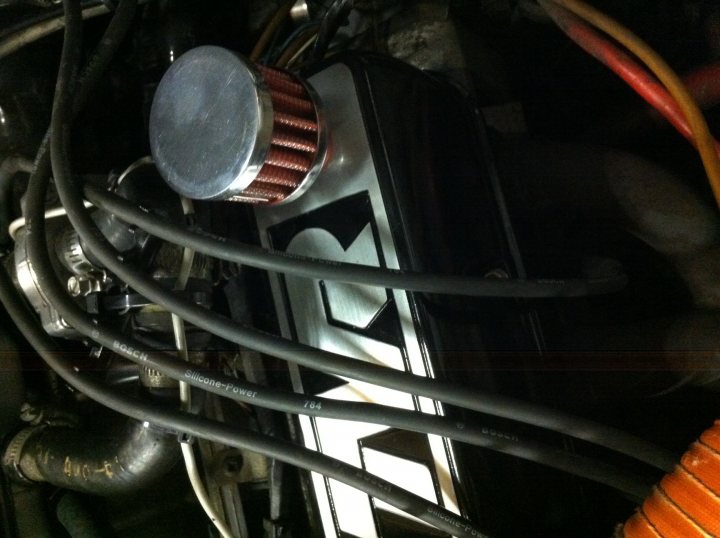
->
67;275;102;297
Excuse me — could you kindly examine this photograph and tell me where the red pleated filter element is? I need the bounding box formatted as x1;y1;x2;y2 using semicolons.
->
149;46;326;206
238;65;323;204
620;421;720;538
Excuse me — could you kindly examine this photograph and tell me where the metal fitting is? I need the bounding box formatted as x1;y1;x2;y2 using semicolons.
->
66;274;106;297
2;427;43;484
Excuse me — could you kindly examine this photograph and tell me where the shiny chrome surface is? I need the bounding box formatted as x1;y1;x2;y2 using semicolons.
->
255;64;460;538
150;46;274;200
14;228;74;337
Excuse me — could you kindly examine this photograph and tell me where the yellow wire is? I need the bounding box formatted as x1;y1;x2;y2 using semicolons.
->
249;0;295;62
548;0;720;208
275;27;319;68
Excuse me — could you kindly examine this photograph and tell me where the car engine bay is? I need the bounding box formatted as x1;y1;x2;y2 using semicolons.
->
1;1;720;537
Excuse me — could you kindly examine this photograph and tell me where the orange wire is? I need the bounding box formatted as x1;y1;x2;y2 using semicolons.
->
539;0;720;155
250;0;295;62
547;0;720;208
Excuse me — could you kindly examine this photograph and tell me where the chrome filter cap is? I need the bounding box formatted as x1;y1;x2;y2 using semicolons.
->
149;46;324;205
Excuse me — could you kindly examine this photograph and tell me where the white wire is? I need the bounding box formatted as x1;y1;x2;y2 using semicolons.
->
8;201;94;240
286;34;318;67
171;198;237;538
116;155;154;186
180;443;236;538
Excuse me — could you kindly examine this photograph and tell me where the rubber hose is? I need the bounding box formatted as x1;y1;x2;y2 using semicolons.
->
2;420;180;495
621;421;720;537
